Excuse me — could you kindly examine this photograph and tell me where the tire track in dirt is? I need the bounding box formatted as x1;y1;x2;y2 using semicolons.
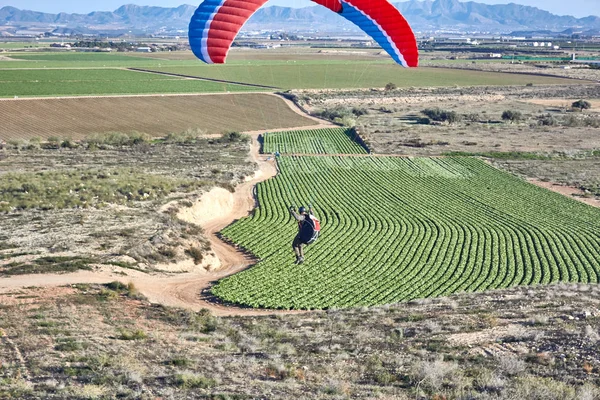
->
1;333;30;380
127;67;281;90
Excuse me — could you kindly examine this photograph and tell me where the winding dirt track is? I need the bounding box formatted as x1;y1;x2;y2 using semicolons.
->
0;97;332;316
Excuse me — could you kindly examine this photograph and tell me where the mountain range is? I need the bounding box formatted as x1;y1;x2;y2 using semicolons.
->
1;0;599;36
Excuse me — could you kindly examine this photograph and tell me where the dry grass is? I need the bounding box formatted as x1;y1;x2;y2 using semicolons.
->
0;136;254;270
0;284;599;399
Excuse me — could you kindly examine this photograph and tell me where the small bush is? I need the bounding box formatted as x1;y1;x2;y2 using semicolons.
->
502;110;523;122
164;128;205;144
422;108;461;124
314;106;353;121
572;99;592;111
497;354;526;376
103;281;141;299
61;139;78;149
166;358;193;367
174;373;216;389
219;131;248;142
538;114;557;126
465;113;480;122
55;338;85;352
185;246;204;265
563;115;582;127
85;131;150;146
410;359;458;391
351;107;369;116
118;329;147;341
334;115;357;127
106;281;128;291
385;82;397;91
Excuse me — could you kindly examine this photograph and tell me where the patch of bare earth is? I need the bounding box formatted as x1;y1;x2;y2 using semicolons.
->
528;179;600;208
425;61;600;82
0;93;318;141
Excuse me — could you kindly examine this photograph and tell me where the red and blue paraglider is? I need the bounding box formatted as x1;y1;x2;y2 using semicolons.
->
188;0;418;67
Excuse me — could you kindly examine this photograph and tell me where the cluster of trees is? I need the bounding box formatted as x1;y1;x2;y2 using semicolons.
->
421;108;461;124
269;32;300;41
70;40;181;52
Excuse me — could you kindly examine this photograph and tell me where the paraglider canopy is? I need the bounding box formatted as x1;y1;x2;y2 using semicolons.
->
188;0;419;67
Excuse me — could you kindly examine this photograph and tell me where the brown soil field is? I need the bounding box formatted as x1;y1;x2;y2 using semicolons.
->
0;93;317;141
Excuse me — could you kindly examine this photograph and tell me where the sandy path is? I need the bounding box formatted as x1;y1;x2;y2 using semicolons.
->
525;98;600;111
528;179;600;209
0;133;293;316
0;97;334;315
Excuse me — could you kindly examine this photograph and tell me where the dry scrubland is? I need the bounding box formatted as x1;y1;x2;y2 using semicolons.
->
0;134;254;274
0;283;599;399
294;83;600;198
0;94;316;141
422;62;600;83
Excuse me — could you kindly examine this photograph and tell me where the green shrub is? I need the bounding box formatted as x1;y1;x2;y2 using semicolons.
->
572;99;592;111
314;106;353;121
502;110;523;122
219;131;248;143
185;247;204;265
85;131;150;146
164;128;205;144
538;114;557;126
351;107;369;116
167;358;193;367
173;373;216;389
118;329;147;341
422;108;462;123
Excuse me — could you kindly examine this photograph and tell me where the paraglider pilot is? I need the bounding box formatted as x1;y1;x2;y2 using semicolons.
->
289;206;320;265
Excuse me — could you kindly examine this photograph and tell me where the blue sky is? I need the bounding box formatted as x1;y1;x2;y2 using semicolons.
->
1;0;598;18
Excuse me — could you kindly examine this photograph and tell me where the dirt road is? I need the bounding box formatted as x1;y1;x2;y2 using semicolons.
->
0;98;334;316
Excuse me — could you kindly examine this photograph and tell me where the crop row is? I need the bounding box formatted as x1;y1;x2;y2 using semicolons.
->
213;156;600;309
262;128;367;155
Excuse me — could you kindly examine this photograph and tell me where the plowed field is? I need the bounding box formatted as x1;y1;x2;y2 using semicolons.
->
0;93;317;141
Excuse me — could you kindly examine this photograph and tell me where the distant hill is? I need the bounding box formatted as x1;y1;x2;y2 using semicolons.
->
1;0;599;35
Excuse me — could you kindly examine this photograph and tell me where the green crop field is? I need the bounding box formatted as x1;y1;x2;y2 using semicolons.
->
0;51;581;95
263;128;367;154
0;68;261;97
214;155;600;309
8;53;154;62
0;42;49;49
146;64;579;89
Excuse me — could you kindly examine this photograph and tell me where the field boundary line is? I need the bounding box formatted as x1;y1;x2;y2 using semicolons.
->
128;67;282;90
0;91;278;101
